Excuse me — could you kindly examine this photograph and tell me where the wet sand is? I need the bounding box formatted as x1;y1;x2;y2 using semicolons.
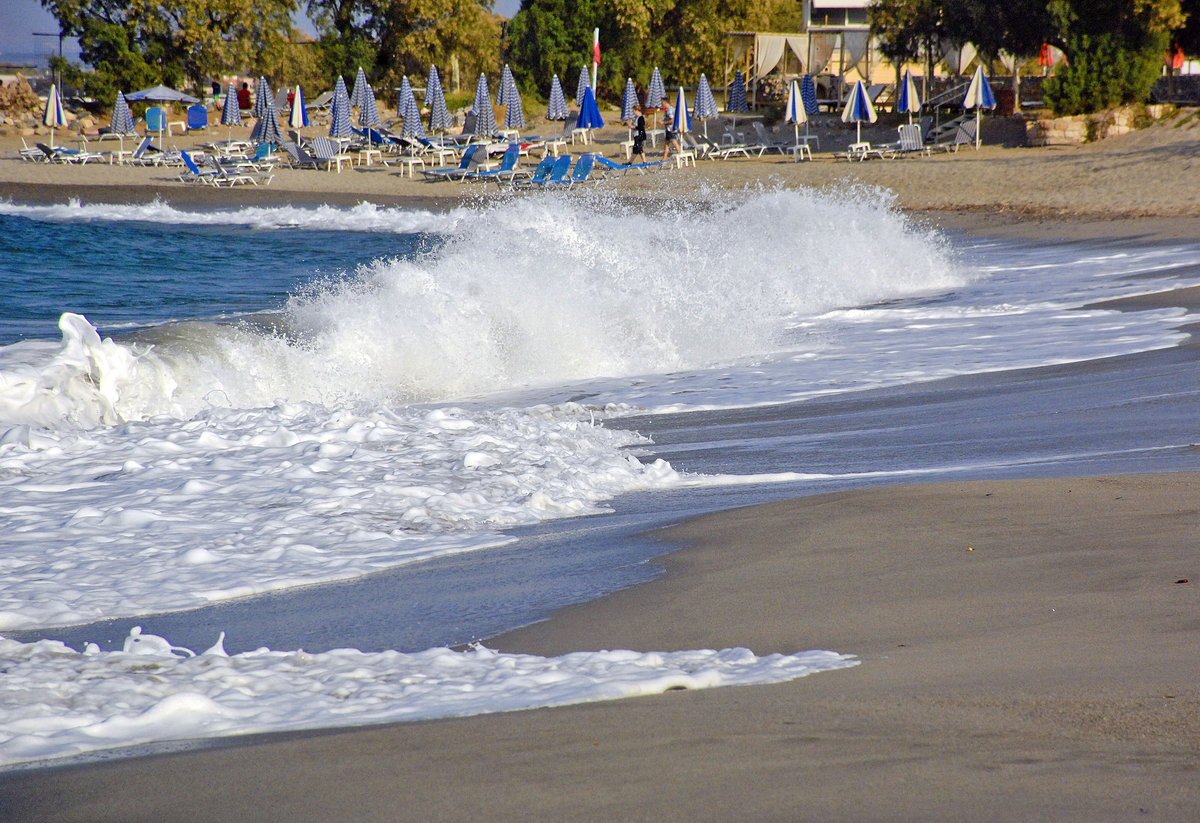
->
2;113;1200;821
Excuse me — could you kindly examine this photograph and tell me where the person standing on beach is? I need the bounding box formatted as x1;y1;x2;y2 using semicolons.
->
630;104;647;164
661;97;679;162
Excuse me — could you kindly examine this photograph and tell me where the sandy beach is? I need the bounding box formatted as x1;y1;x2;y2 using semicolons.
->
1;112;1199;821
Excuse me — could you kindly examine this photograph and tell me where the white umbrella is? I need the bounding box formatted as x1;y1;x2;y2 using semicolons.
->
897;69;921;125
784;78;807;147
962;65;995;149
289;85;310;130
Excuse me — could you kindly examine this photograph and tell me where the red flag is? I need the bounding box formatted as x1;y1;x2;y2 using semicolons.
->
593;30;600;66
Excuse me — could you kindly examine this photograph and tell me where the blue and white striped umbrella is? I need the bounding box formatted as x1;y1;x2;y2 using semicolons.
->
497;64;516;108
962;65;994;149
800;74;819;115
576;84;604;130
784;77;806;146
425;66;452;133
693;74;718;136
575;66;591;106
897;69;921;123
252;77;272;119
221;84;242;127
468;73;496;137
349;66;369;110
328;75;353;139
42;83;65;148
727;70;749;113
396;76;412;119
220;83;242;142
400;89;425;139
840;79;877;144
647;67;666;110
502;70;525;131
359;83;382;130
289;85;310;129
546;75;569;120
109;91;136;136
671;86;691;134
250;97;283;145
620;77;637;122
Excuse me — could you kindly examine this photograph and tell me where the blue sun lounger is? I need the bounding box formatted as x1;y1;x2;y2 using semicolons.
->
590;154;665;175
514;154;571;189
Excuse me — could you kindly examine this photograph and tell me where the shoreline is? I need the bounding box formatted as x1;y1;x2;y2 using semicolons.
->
4;472;1198;821
3;121;1200;819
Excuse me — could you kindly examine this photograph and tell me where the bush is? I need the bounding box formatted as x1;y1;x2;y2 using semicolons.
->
1044;33;1167;115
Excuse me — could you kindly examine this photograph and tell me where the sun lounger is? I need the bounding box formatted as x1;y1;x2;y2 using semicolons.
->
281;140;320;169
514;154;571;188
591;154;666;175
36;142;104;165
932;119;977;152
462;143;521;182
547;153;597;187
310;136;354;172
495;154;553;187
750;122;790;155
421;144;486;180
881;123;931;158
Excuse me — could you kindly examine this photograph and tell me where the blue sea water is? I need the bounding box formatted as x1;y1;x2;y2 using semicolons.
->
1;191;1199;658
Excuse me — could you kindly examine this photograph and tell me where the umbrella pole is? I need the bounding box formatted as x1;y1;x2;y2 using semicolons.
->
976;109;981;149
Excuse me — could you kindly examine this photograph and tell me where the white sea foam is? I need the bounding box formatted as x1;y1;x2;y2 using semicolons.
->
0;629;858;769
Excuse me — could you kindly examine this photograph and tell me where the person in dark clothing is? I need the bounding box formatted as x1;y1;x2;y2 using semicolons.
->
630;105;647;164
237;82;252;111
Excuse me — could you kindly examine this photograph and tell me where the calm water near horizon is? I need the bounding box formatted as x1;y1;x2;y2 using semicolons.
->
1;189;1198;768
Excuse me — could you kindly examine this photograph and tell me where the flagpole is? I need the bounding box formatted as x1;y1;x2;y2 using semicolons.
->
592;29;599;93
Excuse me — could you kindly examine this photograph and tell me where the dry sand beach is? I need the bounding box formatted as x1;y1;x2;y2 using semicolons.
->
1;113;1199;821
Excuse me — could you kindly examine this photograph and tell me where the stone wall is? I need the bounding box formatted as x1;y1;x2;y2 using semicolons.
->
1026;104;1174;146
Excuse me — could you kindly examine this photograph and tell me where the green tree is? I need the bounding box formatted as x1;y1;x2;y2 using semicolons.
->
941;0;1054;106
373;0;501;96
305;0;379;80
869;0;945;93
1044;0;1185;114
42;0;299;106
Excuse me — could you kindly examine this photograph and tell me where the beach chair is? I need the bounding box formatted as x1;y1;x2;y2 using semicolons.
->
310;136;354;172
421;144;486;180
145;107;166;135
514;154;571;189
750;121;789;155
549;153;597;187
885;123;931;157
462;143;521;182
591;154;666;176
35;142;103;165
496;154;553;187
281;140;319;169
186;104;209;132
933;119;977;152
177;150;223;184
543;115;577;156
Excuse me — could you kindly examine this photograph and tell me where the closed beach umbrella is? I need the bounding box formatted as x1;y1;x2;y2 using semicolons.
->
220;83;242;143
502;72;525;131
727;70;749;113
359;84;382;130
647;67;665;109
575;66;591;106
328;76;352;139
576;84;604;133
252;77;272;119
250;97;283;145
897;69;921;124
400;91;425;139
840;79;877;145
647;67;666;128
800;74;819;115
396;76;413;119
109;91;136;148
289;85;310;129
468;73;496;137
546;75;569;120
350;66;368;110
671;86;691;135
497;64;516;109
42;83;65;148
693;74;718;137
962;65;995;149
620;77;638;122
784;77;806;146
425;66;452;133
